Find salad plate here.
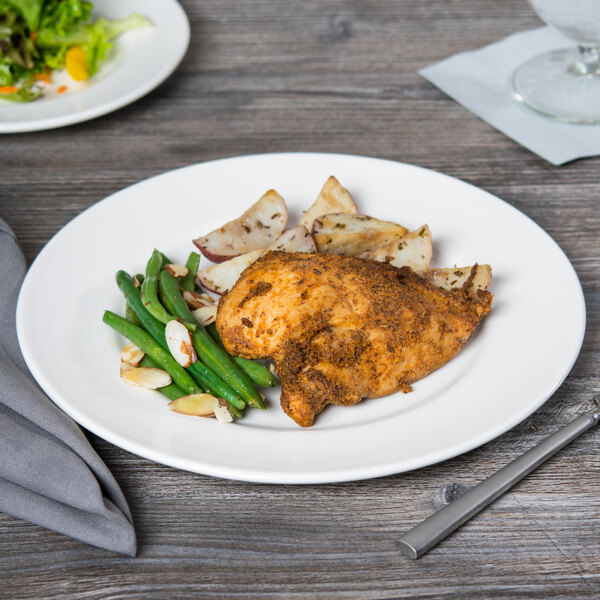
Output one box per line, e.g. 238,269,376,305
0,0,189,133
16,153,586,484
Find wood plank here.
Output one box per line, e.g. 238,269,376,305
1,0,599,598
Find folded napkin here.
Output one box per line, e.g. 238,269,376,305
0,218,136,556
420,26,600,165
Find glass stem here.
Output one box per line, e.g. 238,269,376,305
577,44,600,75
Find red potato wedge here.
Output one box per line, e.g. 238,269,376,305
193,189,288,263
268,225,317,253
423,264,492,297
197,249,264,295
197,227,317,295
299,176,358,231
312,213,408,256
360,225,433,272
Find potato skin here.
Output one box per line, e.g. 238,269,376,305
193,190,287,263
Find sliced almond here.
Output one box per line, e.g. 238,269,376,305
121,366,172,389
183,289,214,309
214,399,234,424
168,393,220,416
165,263,189,278
120,362,136,385
121,342,145,366
165,320,197,367
191,304,218,326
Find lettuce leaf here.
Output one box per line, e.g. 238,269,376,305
39,0,92,36
0,81,43,101
0,1,152,101
3,0,45,30
37,13,152,75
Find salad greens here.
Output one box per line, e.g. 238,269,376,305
0,0,151,101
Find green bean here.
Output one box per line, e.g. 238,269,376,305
140,356,186,401
142,357,242,418
116,270,168,350
125,303,142,327
116,270,245,410
160,270,200,322
158,269,196,331
192,329,265,409
140,249,173,324
181,252,200,291
187,361,246,410
159,269,265,408
103,310,201,395
158,280,178,318
206,322,277,388
225,403,244,420
233,357,276,388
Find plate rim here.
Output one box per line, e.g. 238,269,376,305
16,152,587,483
0,0,190,134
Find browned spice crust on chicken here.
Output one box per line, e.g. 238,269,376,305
217,251,492,427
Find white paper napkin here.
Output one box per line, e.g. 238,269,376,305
420,26,600,165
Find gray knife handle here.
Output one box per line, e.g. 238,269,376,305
397,400,600,559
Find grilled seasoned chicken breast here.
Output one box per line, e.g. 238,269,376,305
217,251,492,427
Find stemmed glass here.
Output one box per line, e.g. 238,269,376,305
512,0,600,123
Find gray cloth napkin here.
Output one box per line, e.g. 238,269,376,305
0,218,136,556
420,26,600,165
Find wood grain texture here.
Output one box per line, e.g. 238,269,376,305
1,0,599,598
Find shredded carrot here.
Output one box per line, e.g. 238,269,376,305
30,32,37,42
34,72,51,83
0,86,18,94
57,85,67,94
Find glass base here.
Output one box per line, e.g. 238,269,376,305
512,48,600,124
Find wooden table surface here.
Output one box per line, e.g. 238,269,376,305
2,1,599,598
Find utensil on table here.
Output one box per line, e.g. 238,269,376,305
397,395,600,559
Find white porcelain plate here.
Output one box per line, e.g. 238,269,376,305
0,0,189,133
16,153,586,483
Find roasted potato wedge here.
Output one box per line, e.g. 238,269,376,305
312,213,408,255
268,225,317,253
197,226,317,295
424,264,492,296
193,189,287,263
299,176,358,231
360,225,432,272
197,249,264,295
